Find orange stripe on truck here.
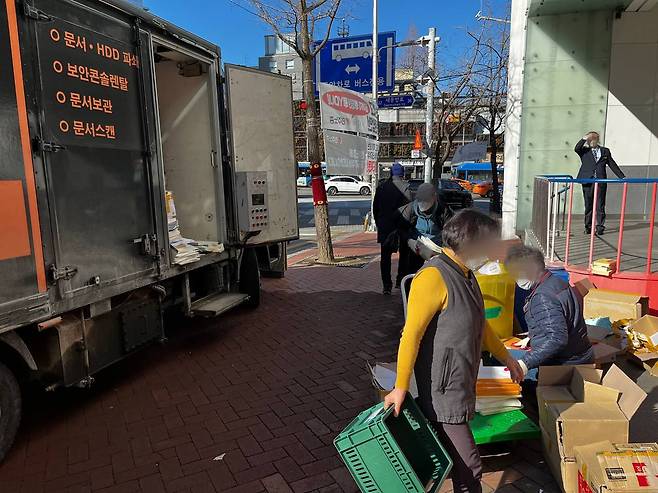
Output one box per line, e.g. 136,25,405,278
5,0,46,292
0,181,31,261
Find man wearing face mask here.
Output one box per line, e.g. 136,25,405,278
505,245,593,379
575,131,625,235
399,183,453,275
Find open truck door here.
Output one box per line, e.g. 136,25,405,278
224,65,298,277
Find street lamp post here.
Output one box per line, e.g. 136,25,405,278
424,27,436,183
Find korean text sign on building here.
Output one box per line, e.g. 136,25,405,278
319,82,378,138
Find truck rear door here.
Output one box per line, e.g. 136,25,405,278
0,0,50,330
25,0,159,297
225,65,299,245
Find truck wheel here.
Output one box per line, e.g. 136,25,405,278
0,361,21,463
239,248,261,308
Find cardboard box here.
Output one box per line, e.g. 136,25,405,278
538,365,648,493
536,365,602,428
575,441,658,492
573,280,648,322
584,290,648,322
592,341,622,365
627,350,658,377
629,316,658,351
542,427,578,493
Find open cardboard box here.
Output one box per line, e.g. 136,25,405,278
537,364,648,493
573,280,648,322
574,441,658,492
625,316,658,376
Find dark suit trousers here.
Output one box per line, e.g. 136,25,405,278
380,241,410,290
582,183,607,230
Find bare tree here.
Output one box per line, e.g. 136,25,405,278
430,29,489,181
235,0,343,263
425,18,509,217
471,8,510,214
398,23,427,78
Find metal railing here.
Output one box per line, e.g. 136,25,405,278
531,176,658,275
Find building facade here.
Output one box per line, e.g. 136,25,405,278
258,35,303,100
504,0,658,237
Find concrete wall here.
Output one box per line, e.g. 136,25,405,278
514,11,613,230
605,9,658,168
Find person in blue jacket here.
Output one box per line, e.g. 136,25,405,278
398,183,453,275
505,244,594,378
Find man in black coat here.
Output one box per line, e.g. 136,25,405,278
575,131,625,235
373,163,411,295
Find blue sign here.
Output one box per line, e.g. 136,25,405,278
313,32,396,94
377,94,415,108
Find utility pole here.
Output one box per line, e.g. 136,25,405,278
369,0,378,231
423,27,436,183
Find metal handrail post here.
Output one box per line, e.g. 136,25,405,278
546,181,552,255
588,183,599,269
615,183,628,272
646,183,657,275
564,184,574,265
550,181,559,262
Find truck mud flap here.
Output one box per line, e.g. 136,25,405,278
119,300,163,353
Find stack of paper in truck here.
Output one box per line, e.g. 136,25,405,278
190,240,224,254
476,364,522,416
166,191,201,265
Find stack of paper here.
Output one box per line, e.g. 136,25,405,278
475,364,522,416
166,191,201,265
190,240,225,254
590,258,617,277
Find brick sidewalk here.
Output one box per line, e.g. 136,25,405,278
0,232,558,493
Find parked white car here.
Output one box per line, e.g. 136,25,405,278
324,176,372,196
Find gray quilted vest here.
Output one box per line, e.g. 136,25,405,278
414,253,485,424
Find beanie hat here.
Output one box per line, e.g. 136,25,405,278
391,163,404,177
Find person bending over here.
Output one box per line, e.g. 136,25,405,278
505,244,593,379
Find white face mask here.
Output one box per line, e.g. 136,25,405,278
465,257,488,271
516,278,534,290
418,201,434,212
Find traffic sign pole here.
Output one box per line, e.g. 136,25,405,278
369,0,378,232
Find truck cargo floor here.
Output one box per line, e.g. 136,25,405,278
190,293,249,317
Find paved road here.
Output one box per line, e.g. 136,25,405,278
295,187,489,229
297,197,370,229
291,187,491,255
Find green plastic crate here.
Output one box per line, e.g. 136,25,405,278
469,410,540,445
334,396,452,493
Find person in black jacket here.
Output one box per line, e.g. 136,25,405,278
505,245,593,378
398,183,453,275
575,131,625,235
373,163,412,295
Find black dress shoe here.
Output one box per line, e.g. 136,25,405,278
584,228,591,235
383,288,392,295
596,227,605,236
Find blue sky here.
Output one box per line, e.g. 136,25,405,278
143,0,509,67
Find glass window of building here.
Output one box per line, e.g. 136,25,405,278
267,60,277,71
286,59,295,70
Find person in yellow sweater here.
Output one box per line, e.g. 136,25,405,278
385,209,523,493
